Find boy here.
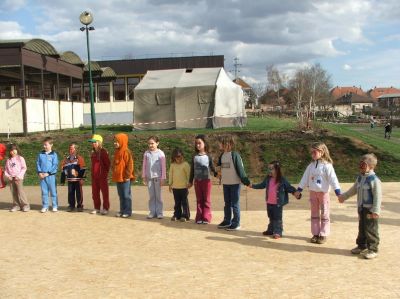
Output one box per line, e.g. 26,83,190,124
61,143,86,212
338,153,382,259
36,137,59,213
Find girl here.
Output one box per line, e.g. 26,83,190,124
297,142,341,244
251,161,300,239
4,144,30,212
142,136,166,219
188,134,217,224
168,148,191,222
217,135,250,231
112,133,135,218
0,143,6,189
88,134,110,215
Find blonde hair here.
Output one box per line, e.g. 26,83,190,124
312,142,333,164
361,153,377,168
219,135,235,149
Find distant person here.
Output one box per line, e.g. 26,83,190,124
216,135,250,231
88,134,110,215
61,143,86,212
297,142,341,244
4,143,29,212
250,160,301,239
0,143,6,189
338,154,382,259
142,136,166,219
188,134,217,224
168,148,190,222
112,133,135,218
384,122,392,139
370,118,375,129
36,137,59,213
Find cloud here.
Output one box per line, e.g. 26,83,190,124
0,21,32,39
343,64,352,70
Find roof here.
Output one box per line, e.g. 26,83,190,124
367,87,400,99
0,39,59,56
60,51,84,65
330,86,365,99
233,78,252,89
336,93,375,105
377,93,400,99
100,67,117,79
84,61,102,72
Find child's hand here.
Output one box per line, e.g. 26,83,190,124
337,195,345,203
143,178,147,186
160,179,165,186
370,213,379,219
168,185,172,193
294,191,301,199
247,184,253,189
187,183,193,189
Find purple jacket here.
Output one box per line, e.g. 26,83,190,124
4,155,27,180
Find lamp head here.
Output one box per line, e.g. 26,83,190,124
79,11,93,25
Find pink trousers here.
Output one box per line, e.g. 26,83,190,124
310,191,330,236
194,179,212,222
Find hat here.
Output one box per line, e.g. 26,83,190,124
88,134,103,143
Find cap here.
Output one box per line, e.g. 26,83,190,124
88,134,103,143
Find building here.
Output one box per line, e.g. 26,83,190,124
335,93,375,116
330,86,366,100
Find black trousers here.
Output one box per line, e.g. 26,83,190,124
172,188,190,220
68,181,83,208
357,207,379,252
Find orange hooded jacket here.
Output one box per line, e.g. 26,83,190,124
112,133,135,182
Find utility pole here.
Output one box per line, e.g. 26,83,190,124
233,57,242,79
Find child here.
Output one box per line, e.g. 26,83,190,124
61,143,86,212
88,134,110,215
142,136,166,219
36,137,59,213
297,142,341,244
188,134,217,224
251,161,300,238
0,143,6,189
4,144,30,212
168,148,190,222
338,154,382,259
217,135,250,231
112,133,134,218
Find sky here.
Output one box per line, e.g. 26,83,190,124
1,0,400,91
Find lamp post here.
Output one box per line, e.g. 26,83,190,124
80,11,96,134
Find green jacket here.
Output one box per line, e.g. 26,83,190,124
218,151,250,186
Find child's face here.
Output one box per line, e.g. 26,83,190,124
311,148,322,160
195,139,205,152
43,142,53,152
113,139,120,149
92,141,99,150
268,164,277,177
148,139,159,151
175,155,184,164
10,149,17,157
69,145,76,155
221,143,231,152
359,161,372,174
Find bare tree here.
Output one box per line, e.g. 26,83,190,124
266,65,283,105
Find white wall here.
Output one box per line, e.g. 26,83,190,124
0,98,24,134
83,101,134,113
26,98,45,133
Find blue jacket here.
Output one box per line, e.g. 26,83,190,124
36,151,59,175
252,176,296,206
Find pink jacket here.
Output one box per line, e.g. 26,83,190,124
4,155,27,180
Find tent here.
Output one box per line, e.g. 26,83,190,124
133,67,246,130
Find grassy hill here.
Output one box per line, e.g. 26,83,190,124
2,117,399,185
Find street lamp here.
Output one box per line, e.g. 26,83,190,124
80,11,96,134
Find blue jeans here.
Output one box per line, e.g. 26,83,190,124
40,175,58,208
117,181,132,216
266,203,283,235
222,184,241,226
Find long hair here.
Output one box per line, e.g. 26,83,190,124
171,148,185,163
194,134,209,153
269,160,282,183
7,143,21,158
312,142,333,164
219,135,235,150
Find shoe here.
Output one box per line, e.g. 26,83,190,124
218,221,231,229
115,212,122,217
317,236,327,244
121,214,130,218
147,214,155,219
363,250,378,259
180,218,188,222
171,216,177,221
310,235,319,243
22,205,30,212
202,221,209,224
91,209,100,215
351,247,368,255
77,207,84,212
262,230,273,236
100,209,108,215
52,207,58,212
226,225,241,231
273,234,281,239
196,220,203,224
67,207,75,212
157,215,164,219
41,208,48,213
10,206,20,212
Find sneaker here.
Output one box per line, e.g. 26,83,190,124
147,214,155,219
91,209,100,215
202,221,209,224
273,234,281,239
157,215,164,219
52,207,58,212
218,221,231,229
171,216,177,221
351,247,368,255
363,250,378,259
22,205,30,212
317,236,327,244
180,218,188,222
67,207,75,212
226,225,241,231
10,206,20,212
310,235,319,243
262,230,273,236
121,214,130,218
115,212,122,217
77,207,84,212
100,209,108,215
196,220,203,224
40,208,48,213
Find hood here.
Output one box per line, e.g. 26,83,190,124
115,133,129,151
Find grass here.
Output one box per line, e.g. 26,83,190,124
2,116,399,185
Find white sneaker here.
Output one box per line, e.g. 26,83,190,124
91,209,100,215
10,206,20,212
40,208,48,213
157,215,164,219
196,220,203,224
121,214,130,218
115,212,122,217
101,209,108,215
52,207,58,212
364,250,378,259
147,214,155,219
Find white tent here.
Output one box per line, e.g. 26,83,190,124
133,67,246,130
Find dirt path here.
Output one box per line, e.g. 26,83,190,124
0,183,399,298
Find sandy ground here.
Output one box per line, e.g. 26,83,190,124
0,182,399,298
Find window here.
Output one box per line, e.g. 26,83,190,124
113,78,126,101
71,83,82,101
127,77,139,101
98,82,110,102
0,86,12,98
58,86,68,101
27,84,41,98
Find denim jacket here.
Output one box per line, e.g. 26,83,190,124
252,176,296,206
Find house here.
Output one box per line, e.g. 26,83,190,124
258,88,291,111
335,93,375,116
367,87,400,99
330,86,366,100
233,78,255,109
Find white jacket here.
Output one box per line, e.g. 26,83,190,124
298,160,341,194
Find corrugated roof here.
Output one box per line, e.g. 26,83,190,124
100,67,117,79
60,51,84,65
377,93,400,99
0,38,59,56
84,61,102,72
